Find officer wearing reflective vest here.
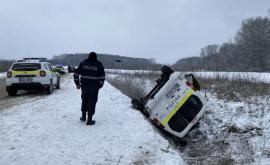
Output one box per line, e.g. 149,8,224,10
74,52,105,125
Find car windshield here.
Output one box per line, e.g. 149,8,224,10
168,95,203,132
12,63,41,71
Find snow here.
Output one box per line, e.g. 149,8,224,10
105,69,159,74
106,73,155,95
106,69,270,83
106,71,270,164
193,71,270,83
0,72,6,79
0,75,184,165
198,93,270,164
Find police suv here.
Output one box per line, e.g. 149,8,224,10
6,59,60,96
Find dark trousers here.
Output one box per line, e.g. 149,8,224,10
81,89,99,117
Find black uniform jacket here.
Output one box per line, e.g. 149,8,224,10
74,58,105,91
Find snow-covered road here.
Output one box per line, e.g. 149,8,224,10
0,76,184,165
0,72,6,79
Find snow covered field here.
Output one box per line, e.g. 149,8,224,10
0,75,184,165
106,71,270,164
106,69,270,83
1,70,269,164
193,71,270,83
195,94,270,164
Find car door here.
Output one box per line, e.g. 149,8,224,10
48,64,57,85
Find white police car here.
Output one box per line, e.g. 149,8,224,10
145,72,207,138
6,60,60,96
132,66,207,138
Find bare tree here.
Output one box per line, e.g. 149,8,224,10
200,45,219,57
174,16,270,72
236,17,270,71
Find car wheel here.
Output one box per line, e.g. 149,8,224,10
161,65,174,76
7,88,17,96
46,80,54,95
56,77,60,89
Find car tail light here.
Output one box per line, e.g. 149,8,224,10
186,81,195,90
186,81,192,87
40,70,46,77
7,71,12,78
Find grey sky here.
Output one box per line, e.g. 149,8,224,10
0,0,269,64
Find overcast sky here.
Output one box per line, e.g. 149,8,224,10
0,0,269,64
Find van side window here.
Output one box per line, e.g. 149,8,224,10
44,64,49,70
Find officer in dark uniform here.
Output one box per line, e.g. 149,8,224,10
74,52,105,125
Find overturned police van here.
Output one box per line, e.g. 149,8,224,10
131,66,207,138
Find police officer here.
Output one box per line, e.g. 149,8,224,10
74,52,105,125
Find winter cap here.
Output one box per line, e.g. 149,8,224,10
88,52,97,61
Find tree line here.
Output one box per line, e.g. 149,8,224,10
173,16,270,72
0,60,14,72
49,53,162,70
0,53,161,72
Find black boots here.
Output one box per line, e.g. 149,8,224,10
80,112,86,121
81,112,95,125
86,115,95,125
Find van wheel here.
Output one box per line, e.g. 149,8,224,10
161,65,174,76
56,77,60,89
7,89,17,96
47,80,54,95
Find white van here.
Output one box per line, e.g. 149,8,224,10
132,66,207,138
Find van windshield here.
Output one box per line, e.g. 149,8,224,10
168,95,203,132
12,63,41,71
